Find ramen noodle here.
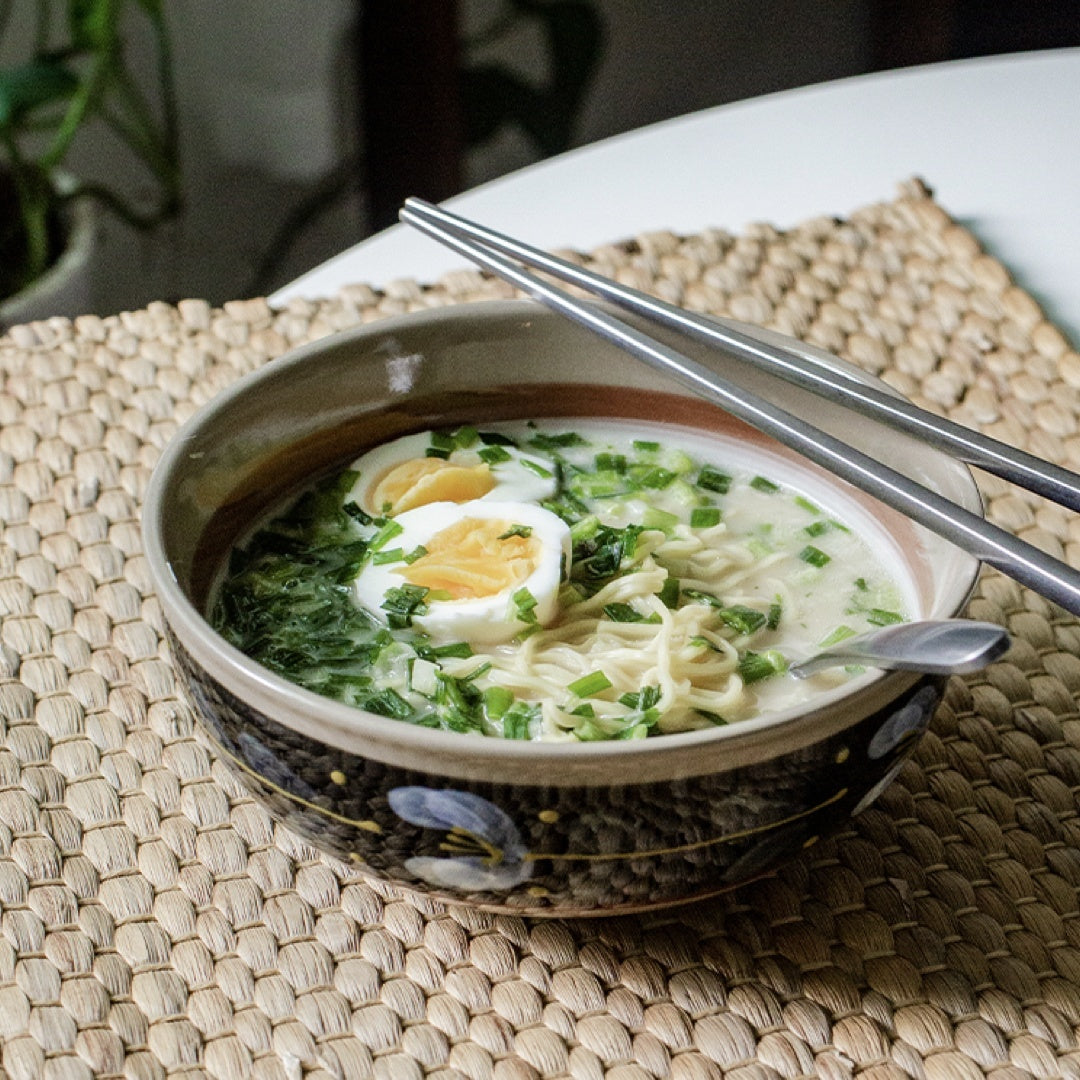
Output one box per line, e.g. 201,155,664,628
211,420,912,741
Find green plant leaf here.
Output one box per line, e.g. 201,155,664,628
0,61,80,129
68,0,119,51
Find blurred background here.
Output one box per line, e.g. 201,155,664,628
1,0,1077,321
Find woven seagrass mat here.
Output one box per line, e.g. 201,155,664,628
3,177,1080,1080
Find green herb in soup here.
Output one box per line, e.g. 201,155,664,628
211,421,910,741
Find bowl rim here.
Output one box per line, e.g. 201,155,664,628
143,298,983,785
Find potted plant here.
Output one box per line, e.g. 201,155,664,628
0,0,180,321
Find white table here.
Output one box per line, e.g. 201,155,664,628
273,48,1080,342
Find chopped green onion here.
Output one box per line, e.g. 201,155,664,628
595,452,626,473
799,545,831,567
619,685,661,710
498,524,533,540
866,608,905,626
424,447,451,460
696,465,731,494
627,464,676,490
460,661,492,681
658,577,680,608
603,602,660,624
569,514,600,542
803,520,831,538
404,545,428,564
854,577,869,592
360,688,414,719
691,506,721,529
430,431,456,453
568,670,613,698
529,431,587,450
633,439,660,453
343,501,373,526
454,426,479,448
573,718,610,742
478,445,512,465
502,701,539,739
409,657,439,696
479,430,516,446
738,649,787,684
767,596,783,631
512,587,539,624
370,519,404,551
750,475,780,493
432,641,474,658
794,495,821,515
642,507,679,533
819,624,857,647
521,459,554,478
716,604,768,636
482,685,514,718
371,547,404,565
682,587,722,609
380,584,429,629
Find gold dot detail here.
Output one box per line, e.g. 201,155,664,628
835,747,850,764
527,886,549,898
802,835,820,849
538,809,560,824
330,770,347,786
349,852,367,864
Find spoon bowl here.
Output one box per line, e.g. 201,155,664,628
789,619,1010,678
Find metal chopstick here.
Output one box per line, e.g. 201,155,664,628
402,197,1080,514
399,198,1080,618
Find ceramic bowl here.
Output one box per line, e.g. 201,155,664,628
143,299,982,915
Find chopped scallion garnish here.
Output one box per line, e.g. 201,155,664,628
478,445,512,465
799,545,831,567
370,519,404,551
691,506,721,529
866,608,904,626
498,524,533,540
696,465,731,494
603,602,660,624
738,649,787,684
521,459,554,478
371,547,404,565
567,670,613,698
432,641,474,658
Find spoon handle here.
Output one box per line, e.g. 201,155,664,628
788,620,1011,678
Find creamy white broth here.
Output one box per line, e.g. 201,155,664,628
211,417,914,741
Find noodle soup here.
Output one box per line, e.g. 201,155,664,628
211,419,911,742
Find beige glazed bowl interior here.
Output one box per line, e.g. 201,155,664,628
143,299,984,786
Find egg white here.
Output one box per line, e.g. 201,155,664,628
353,500,571,645
347,430,557,515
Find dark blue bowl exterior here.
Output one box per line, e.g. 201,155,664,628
171,630,943,915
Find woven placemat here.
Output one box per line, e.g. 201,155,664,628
3,178,1080,1079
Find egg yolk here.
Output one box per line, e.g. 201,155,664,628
398,518,541,600
369,458,495,515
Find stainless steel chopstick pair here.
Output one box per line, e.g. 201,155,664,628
399,196,1080,618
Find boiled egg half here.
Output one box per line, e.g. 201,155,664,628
353,500,571,645
347,430,557,517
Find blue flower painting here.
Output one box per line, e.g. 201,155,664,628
388,787,532,891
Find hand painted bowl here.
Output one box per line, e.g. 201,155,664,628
142,299,982,915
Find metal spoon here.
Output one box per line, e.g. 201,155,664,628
789,619,1010,679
